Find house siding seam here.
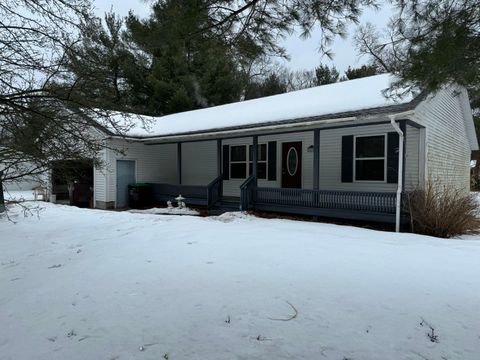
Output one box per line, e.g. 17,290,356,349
413,86,471,191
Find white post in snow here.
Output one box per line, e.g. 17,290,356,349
389,114,405,232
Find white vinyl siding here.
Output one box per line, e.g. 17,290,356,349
103,139,177,205
412,86,472,191
93,147,108,203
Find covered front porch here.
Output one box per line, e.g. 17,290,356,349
132,119,419,224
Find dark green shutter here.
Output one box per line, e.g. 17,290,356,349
222,145,230,180
267,141,277,181
341,135,354,182
387,132,399,183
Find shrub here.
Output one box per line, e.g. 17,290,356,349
405,183,480,238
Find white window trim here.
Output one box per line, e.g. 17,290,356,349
229,143,268,180
353,133,388,183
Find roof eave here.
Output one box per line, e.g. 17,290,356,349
109,100,421,144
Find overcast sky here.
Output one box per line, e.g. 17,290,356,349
92,1,393,74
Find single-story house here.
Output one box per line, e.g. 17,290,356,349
90,74,476,230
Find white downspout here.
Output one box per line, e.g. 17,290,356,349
389,111,413,232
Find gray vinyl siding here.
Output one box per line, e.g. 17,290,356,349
319,123,397,192
319,122,420,192
413,86,472,191
96,118,428,203
222,133,314,197
404,125,420,191
221,120,423,196
181,141,218,185
259,132,314,189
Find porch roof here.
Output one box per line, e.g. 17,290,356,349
105,74,420,140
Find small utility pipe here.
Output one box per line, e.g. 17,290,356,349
389,111,413,232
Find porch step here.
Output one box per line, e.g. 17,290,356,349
209,198,241,215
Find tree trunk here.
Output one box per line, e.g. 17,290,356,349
0,171,5,213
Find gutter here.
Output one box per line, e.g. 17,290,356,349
389,110,415,232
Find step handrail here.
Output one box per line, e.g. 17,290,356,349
240,175,256,211
206,175,223,209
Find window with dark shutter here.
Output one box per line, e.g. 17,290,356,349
341,135,354,182
354,135,386,182
222,145,230,180
267,141,277,181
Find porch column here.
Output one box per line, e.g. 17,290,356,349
177,142,182,185
217,139,222,177
252,135,258,183
313,129,320,190
399,120,407,190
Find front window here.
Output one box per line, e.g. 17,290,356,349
354,135,386,181
230,145,247,179
230,144,267,179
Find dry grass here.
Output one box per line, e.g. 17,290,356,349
405,183,480,238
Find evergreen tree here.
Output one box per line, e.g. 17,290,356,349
314,65,340,85
344,64,379,80
64,12,149,113
125,0,246,115
245,72,288,99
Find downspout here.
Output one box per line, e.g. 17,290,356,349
389,111,413,232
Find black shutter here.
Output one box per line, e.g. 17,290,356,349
341,135,354,182
222,145,230,180
387,132,399,183
267,141,277,181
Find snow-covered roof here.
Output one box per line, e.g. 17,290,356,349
110,74,416,139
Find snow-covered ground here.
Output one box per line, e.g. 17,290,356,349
129,206,200,216
2,190,37,201
1,203,479,360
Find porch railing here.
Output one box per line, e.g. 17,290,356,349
152,176,223,209
255,187,397,214
207,175,223,208
240,175,256,211
152,183,206,198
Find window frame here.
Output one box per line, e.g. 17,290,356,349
229,143,268,180
249,143,268,180
229,144,248,179
353,134,388,183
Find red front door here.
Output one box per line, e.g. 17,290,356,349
282,142,302,188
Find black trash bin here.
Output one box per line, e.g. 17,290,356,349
128,183,153,209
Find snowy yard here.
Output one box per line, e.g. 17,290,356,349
1,203,479,360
